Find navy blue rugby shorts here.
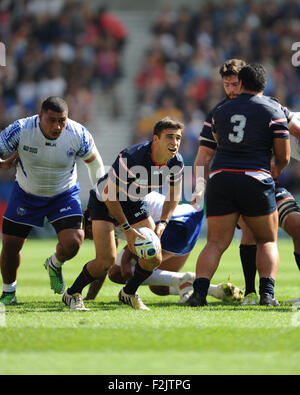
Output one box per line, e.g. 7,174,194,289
205,172,276,217
88,189,150,226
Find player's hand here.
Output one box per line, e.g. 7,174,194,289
0,152,19,169
270,162,281,179
155,222,167,238
124,227,146,255
191,176,206,208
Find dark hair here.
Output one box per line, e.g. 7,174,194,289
238,63,267,92
41,96,68,113
219,59,246,78
153,117,184,137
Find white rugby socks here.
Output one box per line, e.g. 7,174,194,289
49,253,63,270
3,281,17,293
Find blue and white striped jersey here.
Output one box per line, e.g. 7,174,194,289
0,115,95,197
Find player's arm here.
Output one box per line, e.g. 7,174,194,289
287,112,300,140
156,181,182,238
0,120,21,168
82,144,105,185
102,177,145,254
0,152,19,169
271,138,290,179
191,145,215,207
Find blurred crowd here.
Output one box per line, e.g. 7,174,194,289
0,0,128,219
0,0,127,130
133,0,300,194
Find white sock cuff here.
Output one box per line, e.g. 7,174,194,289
50,253,63,269
3,281,17,293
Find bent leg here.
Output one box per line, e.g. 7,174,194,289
56,228,85,263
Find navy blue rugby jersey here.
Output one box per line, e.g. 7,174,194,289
210,93,289,173
199,98,227,150
108,141,184,202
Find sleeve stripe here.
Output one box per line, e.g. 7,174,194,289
269,118,287,127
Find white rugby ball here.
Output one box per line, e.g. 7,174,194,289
134,227,161,260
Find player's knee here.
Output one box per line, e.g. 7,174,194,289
206,239,229,254
108,265,125,284
97,254,116,273
63,238,82,258
149,285,169,296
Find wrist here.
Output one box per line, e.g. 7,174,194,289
120,222,131,232
158,219,168,226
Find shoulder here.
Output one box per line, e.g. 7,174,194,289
65,118,91,136
121,140,151,159
1,115,38,136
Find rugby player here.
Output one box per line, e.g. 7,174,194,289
84,191,243,303
188,63,290,307
62,117,184,310
192,59,300,305
0,96,105,304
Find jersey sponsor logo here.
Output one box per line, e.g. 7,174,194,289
59,206,72,213
23,145,38,154
45,142,56,147
16,207,26,216
67,147,75,157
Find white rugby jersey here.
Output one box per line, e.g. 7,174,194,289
115,191,198,240
0,115,94,197
143,191,197,222
290,113,300,161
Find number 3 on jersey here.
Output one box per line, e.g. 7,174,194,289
229,114,246,143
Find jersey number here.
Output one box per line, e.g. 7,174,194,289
229,114,246,143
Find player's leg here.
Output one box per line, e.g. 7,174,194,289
188,213,239,306
45,216,85,295
239,175,279,306
277,191,300,271
276,192,300,302
238,216,259,304
119,216,162,310
188,172,240,306
0,219,31,304
242,211,279,305
63,220,117,310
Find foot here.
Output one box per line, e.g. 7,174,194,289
0,292,17,305
44,258,65,294
177,272,195,304
210,282,243,302
259,293,280,306
242,292,259,305
62,291,89,311
118,288,150,310
186,291,208,307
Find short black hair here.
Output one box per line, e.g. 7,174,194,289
238,63,267,92
41,96,68,113
153,117,184,137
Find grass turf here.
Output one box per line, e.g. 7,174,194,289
0,237,300,375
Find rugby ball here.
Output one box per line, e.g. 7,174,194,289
134,227,161,260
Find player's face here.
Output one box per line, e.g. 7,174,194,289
156,128,182,159
39,109,68,139
223,75,241,99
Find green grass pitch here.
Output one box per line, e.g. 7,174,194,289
0,237,300,375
